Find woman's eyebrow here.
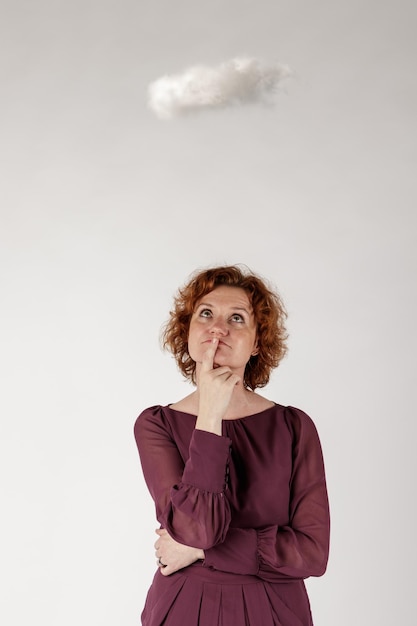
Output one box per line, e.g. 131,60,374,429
197,302,251,315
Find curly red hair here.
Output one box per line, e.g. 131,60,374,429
162,265,288,390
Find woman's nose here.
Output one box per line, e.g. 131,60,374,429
209,318,228,335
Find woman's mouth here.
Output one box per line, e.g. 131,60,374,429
204,339,229,347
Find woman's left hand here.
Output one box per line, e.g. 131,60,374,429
154,528,205,576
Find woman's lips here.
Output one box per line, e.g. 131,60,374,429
203,339,230,347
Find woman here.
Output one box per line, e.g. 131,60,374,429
134,265,330,625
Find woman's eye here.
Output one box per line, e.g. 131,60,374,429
200,309,212,318
231,314,244,323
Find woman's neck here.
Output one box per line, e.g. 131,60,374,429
170,388,273,420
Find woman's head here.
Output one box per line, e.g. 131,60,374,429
162,265,288,390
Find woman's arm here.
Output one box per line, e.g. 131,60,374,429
135,340,242,552
134,406,233,550
203,408,330,580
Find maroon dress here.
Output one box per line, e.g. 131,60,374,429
134,404,330,626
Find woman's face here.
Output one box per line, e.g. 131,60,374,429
188,285,258,375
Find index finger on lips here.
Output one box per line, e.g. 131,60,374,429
201,337,218,371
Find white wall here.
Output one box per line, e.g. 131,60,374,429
1,1,416,624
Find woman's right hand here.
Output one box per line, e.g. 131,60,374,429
195,338,240,435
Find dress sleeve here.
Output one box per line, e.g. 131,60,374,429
134,406,232,550
203,407,330,580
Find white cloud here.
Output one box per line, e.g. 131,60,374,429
147,57,291,120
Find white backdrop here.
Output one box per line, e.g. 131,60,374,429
1,1,416,625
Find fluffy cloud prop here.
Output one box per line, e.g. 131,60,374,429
148,57,291,120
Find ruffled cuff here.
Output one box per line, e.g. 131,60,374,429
257,525,279,563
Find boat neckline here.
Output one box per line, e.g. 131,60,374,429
165,402,281,422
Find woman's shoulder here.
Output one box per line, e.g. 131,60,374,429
136,404,164,419
281,405,323,447
133,404,169,437
247,402,319,436
245,402,316,427
134,401,196,432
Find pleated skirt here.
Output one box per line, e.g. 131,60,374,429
141,563,313,626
